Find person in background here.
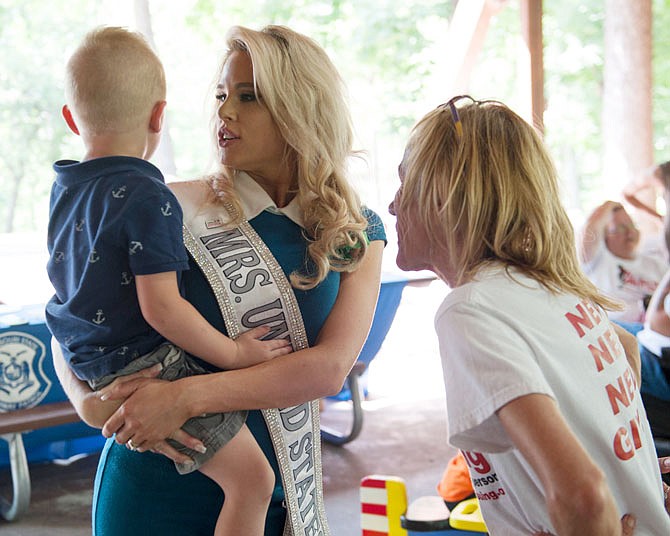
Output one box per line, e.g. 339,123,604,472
579,200,666,328
635,268,670,442
390,95,670,534
52,24,385,535
623,161,670,257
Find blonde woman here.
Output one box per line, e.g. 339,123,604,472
54,25,385,535
389,96,670,535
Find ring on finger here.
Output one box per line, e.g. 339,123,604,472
126,439,138,452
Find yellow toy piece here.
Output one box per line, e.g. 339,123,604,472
361,475,488,535
448,498,487,532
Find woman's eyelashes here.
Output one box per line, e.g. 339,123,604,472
215,91,257,103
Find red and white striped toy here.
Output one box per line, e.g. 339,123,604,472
360,475,409,536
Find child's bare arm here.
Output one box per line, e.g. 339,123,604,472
622,165,664,220
135,272,292,369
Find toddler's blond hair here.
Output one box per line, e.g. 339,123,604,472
65,26,166,134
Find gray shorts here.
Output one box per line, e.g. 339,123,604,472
90,343,247,474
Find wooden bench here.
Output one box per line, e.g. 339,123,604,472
0,401,81,521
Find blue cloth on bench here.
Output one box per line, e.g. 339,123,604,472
0,305,103,467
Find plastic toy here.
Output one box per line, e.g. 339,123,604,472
360,475,487,535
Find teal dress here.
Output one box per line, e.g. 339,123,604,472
92,209,386,535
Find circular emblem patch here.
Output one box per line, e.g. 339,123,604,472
0,331,51,411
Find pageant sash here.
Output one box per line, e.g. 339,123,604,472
174,182,330,536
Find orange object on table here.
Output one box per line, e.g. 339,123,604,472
437,451,474,503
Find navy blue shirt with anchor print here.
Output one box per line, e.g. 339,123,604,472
46,156,189,381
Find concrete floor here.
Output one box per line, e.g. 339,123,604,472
0,280,456,536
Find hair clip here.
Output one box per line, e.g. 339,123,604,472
448,101,463,138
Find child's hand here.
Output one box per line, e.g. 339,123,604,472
233,326,293,367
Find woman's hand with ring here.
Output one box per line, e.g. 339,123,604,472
102,378,191,446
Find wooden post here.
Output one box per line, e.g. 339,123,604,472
520,0,545,133
435,0,507,102
603,0,654,212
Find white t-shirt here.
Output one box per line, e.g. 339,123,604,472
582,239,666,322
436,265,670,535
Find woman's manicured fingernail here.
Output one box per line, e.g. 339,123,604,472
99,393,108,401
195,444,207,454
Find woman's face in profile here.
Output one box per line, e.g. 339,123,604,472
389,149,435,274
215,50,286,181
605,207,640,260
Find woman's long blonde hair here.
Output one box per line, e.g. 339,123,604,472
208,25,368,290
398,97,620,311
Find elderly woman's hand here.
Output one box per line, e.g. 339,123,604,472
533,514,636,535
660,457,670,514
532,457,670,536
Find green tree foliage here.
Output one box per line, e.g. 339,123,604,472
0,2,180,233
1,0,669,233
186,0,455,131
540,0,606,210
475,0,669,213
653,0,670,157
0,0,93,232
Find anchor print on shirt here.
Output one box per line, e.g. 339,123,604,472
53,251,65,264
129,241,143,255
112,185,127,199
75,219,85,232
88,249,100,263
121,272,134,285
161,201,173,216
92,309,106,325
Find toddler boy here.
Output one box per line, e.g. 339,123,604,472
46,26,288,535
